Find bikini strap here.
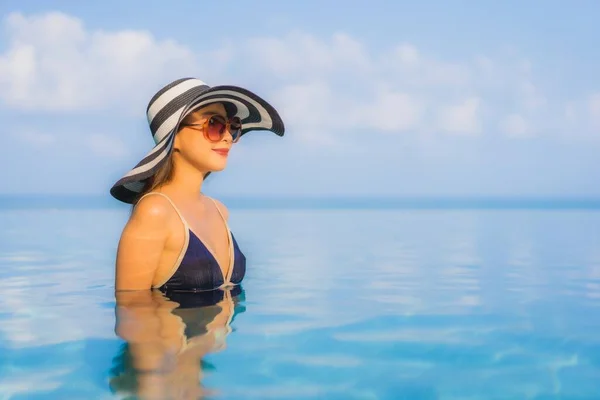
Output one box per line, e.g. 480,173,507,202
207,196,235,282
135,192,191,289
207,197,227,223
136,192,190,229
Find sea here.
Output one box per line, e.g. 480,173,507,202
0,195,599,399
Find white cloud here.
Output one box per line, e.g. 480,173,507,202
394,44,420,67
559,94,600,136
10,126,128,157
474,56,494,75
1,11,597,144
589,93,600,130
502,114,530,137
18,130,56,146
240,32,564,141
519,80,547,112
244,31,370,80
0,12,197,112
270,81,336,145
364,90,422,132
86,133,129,158
271,82,422,145
437,97,481,135
565,102,577,122
273,81,333,129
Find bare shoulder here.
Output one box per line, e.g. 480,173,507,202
115,193,176,291
207,196,229,220
129,193,174,227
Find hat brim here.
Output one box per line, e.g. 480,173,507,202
110,85,285,204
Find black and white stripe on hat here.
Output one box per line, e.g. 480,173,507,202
110,77,285,204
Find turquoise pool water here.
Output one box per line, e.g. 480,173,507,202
1,201,599,399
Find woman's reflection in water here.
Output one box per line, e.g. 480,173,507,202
109,286,245,399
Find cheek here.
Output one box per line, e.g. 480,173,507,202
179,131,207,152
188,140,212,159
180,134,220,164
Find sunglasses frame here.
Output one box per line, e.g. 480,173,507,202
184,113,243,143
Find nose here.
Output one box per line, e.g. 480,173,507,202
221,129,233,143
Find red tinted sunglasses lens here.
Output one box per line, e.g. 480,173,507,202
205,116,226,141
205,115,242,142
230,117,242,142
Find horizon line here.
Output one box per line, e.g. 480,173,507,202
1,194,599,210
1,193,600,199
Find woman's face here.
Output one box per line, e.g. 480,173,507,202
173,103,236,174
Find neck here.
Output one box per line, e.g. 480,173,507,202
164,158,207,200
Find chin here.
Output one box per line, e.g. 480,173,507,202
208,162,228,172
196,153,228,173
206,154,229,171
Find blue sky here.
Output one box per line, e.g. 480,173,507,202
1,0,599,197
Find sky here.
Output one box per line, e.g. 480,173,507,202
1,0,599,198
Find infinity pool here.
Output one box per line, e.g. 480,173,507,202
1,205,599,399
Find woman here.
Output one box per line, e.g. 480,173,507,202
110,77,285,292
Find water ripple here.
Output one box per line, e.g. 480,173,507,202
0,208,599,399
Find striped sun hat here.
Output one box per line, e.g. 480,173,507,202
109,77,285,204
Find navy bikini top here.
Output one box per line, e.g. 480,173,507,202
139,192,246,293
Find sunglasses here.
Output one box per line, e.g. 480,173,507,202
184,114,243,143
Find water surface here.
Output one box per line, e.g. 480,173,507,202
0,201,599,399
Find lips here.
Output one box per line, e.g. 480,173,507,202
212,148,229,156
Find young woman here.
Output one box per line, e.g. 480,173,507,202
110,77,285,292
